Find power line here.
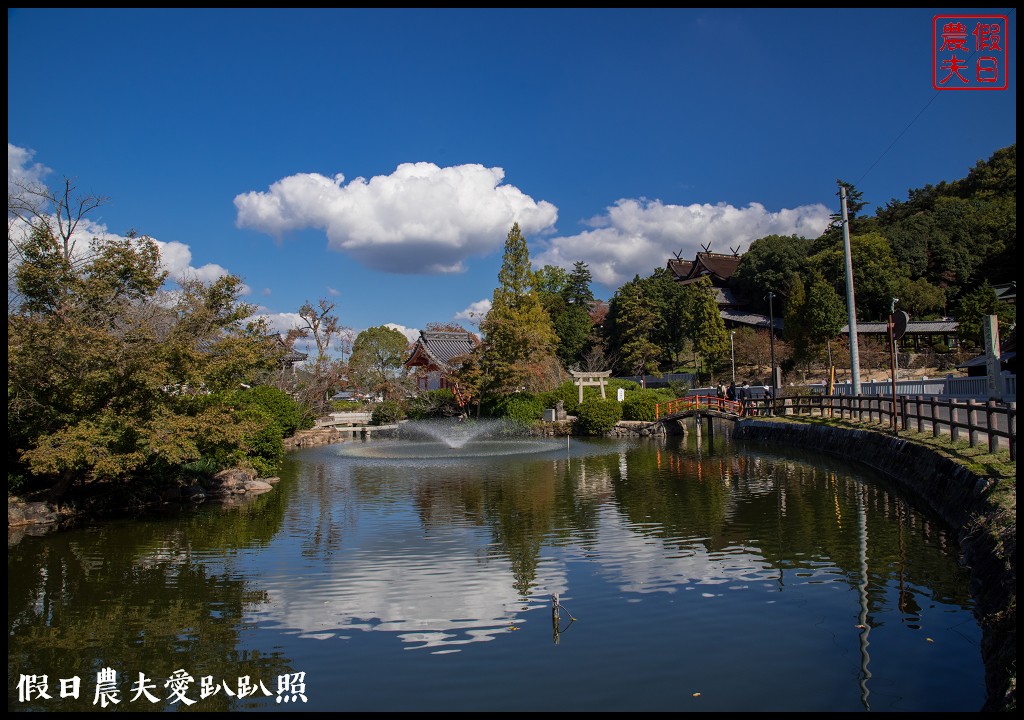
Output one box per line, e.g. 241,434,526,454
854,9,1015,188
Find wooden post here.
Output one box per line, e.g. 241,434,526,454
950,402,960,443
986,400,999,454
1008,402,1016,462
888,309,898,433
967,399,979,448
916,396,925,433
552,593,560,645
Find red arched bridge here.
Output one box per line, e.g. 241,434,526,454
654,395,747,424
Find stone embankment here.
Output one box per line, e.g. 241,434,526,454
733,419,1016,713
284,427,349,450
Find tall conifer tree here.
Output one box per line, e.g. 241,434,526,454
478,223,559,395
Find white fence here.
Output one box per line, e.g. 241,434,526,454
822,374,1016,402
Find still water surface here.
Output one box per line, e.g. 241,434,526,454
8,423,985,712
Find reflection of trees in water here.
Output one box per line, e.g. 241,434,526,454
612,436,972,618
298,462,349,559
478,453,617,597
8,503,294,712
339,452,615,599
285,439,970,625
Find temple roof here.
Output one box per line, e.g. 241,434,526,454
668,252,741,283
405,330,478,371
666,258,694,279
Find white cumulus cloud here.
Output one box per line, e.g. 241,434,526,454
8,143,51,186
153,239,244,289
384,323,421,344
532,198,832,291
454,299,492,327
234,162,559,275
8,143,247,294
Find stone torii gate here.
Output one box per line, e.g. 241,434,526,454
569,369,612,403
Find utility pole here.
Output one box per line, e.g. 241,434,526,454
888,298,899,433
730,330,736,385
840,183,862,396
766,292,777,413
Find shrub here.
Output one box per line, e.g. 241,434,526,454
575,397,622,436
371,400,405,425
493,393,543,424
538,382,584,415
608,378,642,394
540,379,639,416
231,385,311,437
233,405,285,477
621,389,661,421
406,389,463,420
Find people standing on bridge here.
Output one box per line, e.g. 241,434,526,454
727,382,736,402
740,381,750,410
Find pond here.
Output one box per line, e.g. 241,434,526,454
8,419,986,712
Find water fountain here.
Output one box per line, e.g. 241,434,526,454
336,417,567,460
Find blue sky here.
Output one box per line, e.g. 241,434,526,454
8,8,1016,353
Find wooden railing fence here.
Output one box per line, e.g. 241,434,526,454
751,395,1017,461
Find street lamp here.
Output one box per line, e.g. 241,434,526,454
766,292,776,413
730,330,736,385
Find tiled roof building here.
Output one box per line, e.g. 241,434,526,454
404,330,478,391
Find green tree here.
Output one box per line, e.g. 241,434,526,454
830,179,868,222
816,180,878,249
552,298,593,368
868,145,1015,301
9,224,278,500
478,223,560,396
563,261,595,307
348,325,411,399
783,273,810,364
616,282,662,384
731,234,812,313
536,264,593,368
954,281,999,348
8,176,109,303
807,232,903,320
804,273,846,366
687,277,730,383
644,266,693,368
896,277,947,319
534,264,569,295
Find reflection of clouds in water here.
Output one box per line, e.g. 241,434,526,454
255,494,782,652
254,523,568,652
254,446,811,652
582,505,778,595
